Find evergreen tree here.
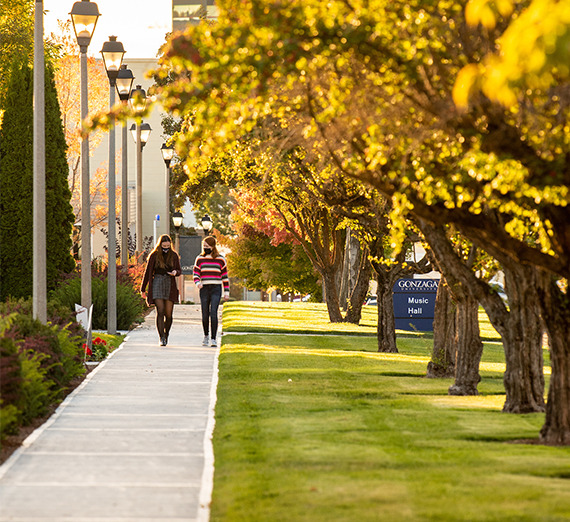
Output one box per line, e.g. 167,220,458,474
44,64,75,283
0,61,75,300
0,62,33,299
0,0,33,112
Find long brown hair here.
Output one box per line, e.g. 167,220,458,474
202,235,220,258
152,234,177,269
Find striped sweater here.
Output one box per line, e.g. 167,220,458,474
193,255,230,293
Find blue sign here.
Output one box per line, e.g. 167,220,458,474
393,278,439,331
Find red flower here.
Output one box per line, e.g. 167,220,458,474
83,344,92,357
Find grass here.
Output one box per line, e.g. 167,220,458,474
91,331,126,350
210,303,568,522
222,301,502,341
223,302,379,335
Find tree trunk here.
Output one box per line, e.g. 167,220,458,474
344,247,371,324
338,231,351,310
449,293,483,396
536,275,570,444
427,277,456,378
377,273,398,353
415,221,482,394
501,265,545,413
418,219,546,408
347,232,361,296
322,268,344,323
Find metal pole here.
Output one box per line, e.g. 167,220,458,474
121,120,128,266
165,165,170,236
80,46,92,315
136,122,142,255
153,217,158,246
107,85,117,334
33,0,46,323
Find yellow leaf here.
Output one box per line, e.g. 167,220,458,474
496,0,514,17
480,5,497,29
453,64,480,108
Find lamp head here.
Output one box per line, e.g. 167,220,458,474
116,64,134,102
101,36,125,84
201,214,213,233
70,0,101,50
172,211,184,230
161,143,175,167
140,122,152,146
129,122,152,148
129,84,147,114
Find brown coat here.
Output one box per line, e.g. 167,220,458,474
140,250,182,305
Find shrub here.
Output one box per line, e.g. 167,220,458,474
116,281,146,330
18,349,54,425
0,403,20,441
0,315,24,442
0,297,85,342
3,313,85,393
5,314,66,392
50,275,145,331
0,316,23,408
56,323,85,382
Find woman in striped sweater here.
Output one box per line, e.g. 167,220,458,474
193,236,229,347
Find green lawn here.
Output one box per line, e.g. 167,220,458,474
211,303,567,522
222,301,502,340
223,301,378,335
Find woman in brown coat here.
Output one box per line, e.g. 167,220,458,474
140,234,182,346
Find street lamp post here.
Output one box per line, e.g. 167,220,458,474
33,0,46,323
129,85,147,257
116,64,134,266
172,211,184,302
101,35,125,335
70,0,100,318
201,214,213,236
160,143,174,237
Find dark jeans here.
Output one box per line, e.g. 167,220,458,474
200,284,222,338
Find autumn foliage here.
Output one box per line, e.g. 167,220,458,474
50,21,118,229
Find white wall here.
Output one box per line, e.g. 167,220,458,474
90,57,172,257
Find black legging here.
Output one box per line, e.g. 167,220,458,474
200,285,222,338
154,298,174,338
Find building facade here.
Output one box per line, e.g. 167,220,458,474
91,58,171,258
172,0,218,32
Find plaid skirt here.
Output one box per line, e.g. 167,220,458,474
152,274,172,300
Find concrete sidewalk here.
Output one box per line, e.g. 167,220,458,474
0,305,219,522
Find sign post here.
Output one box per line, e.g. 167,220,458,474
177,236,203,303
393,278,439,331
178,236,203,274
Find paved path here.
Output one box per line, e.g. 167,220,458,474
0,305,219,522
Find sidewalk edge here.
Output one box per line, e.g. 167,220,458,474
0,335,130,481
197,344,221,522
